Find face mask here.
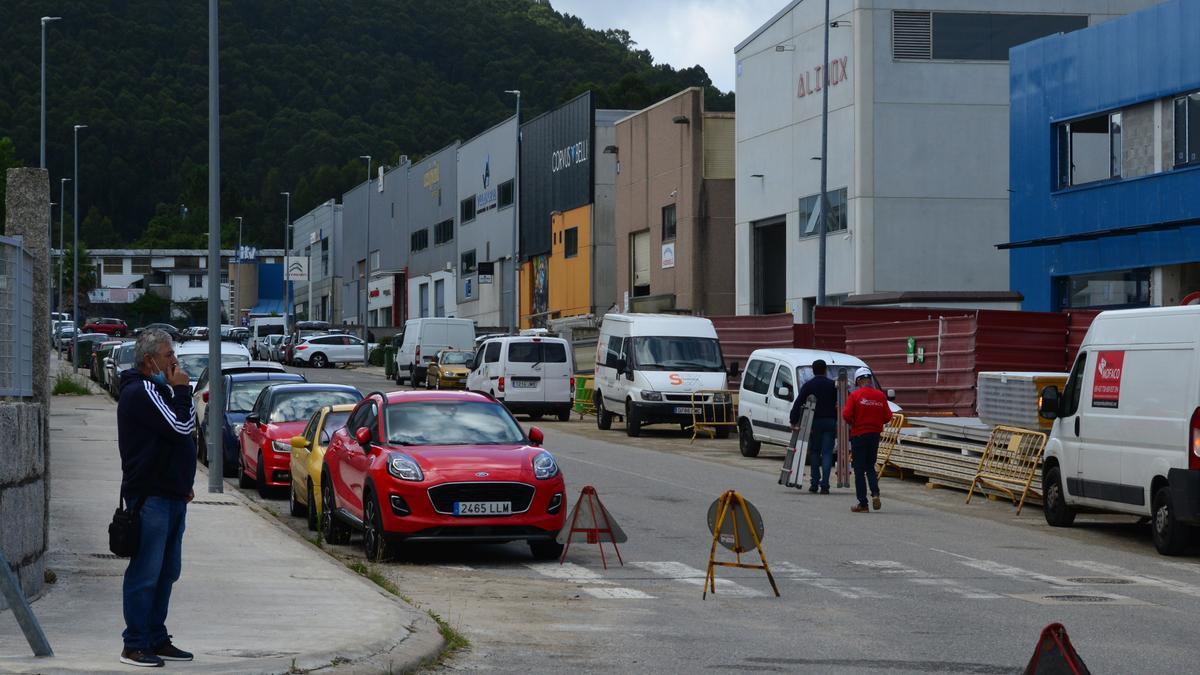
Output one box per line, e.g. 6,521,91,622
149,358,168,386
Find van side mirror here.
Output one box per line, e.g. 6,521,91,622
776,385,793,400
245,413,260,426
614,358,627,373
728,361,741,378
1039,386,1061,420
886,389,896,401
355,427,372,446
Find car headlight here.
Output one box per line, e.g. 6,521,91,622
387,453,424,482
271,440,293,454
532,451,559,480
641,390,662,401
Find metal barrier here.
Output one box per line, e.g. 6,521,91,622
965,425,1047,515
689,389,738,443
573,375,596,419
874,414,907,477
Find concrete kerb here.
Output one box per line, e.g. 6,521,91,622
197,464,446,674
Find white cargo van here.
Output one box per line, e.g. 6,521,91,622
593,314,735,437
736,348,898,458
394,317,476,385
249,317,286,359
1038,306,1200,555
467,336,574,420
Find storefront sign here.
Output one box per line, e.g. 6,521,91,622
797,56,849,98
551,140,589,173
476,155,498,213
423,161,440,189
477,261,495,284
1091,351,1125,408
661,242,676,269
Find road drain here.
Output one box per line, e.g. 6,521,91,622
1066,576,1133,585
90,553,121,559
1043,594,1114,603
192,500,238,506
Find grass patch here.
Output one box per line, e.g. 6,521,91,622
347,561,470,659
52,372,91,396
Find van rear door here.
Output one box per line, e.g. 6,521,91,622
504,340,545,404
540,341,573,404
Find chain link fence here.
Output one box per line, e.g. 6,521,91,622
0,235,34,397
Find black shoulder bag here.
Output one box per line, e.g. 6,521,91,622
109,494,147,558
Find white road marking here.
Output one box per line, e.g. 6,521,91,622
1059,560,1200,599
441,564,475,572
581,587,655,599
850,560,1001,599
770,561,889,599
937,552,1079,588
526,562,614,585
631,561,765,597
1157,560,1200,575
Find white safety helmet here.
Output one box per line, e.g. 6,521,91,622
854,367,873,382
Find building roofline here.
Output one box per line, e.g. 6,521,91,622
735,0,803,54
461,114,519,148
614,87,705,126
843,291,1024,306
87,248,285,256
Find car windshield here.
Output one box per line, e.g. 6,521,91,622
384,401,525,446
319,411,352,444
797,365,881,393
177,353,250,379
268,390,361,423
440,351,473,365
631,336,724,371
228,380,277,411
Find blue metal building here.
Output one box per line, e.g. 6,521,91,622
1007,0,1200,311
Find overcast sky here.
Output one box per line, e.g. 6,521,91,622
550,0,785,92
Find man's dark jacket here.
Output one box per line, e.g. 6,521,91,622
790,375,838,425
117,369,197,502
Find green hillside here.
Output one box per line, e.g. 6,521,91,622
0,0,732,248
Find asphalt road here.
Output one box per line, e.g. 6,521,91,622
235,362,1200,674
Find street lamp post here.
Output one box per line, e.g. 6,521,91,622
816,0,831,307
40,16,61,169
504,89,521,332
235,216,243,259
281,192,291,335
58,178,69,316
206,0,224,492
72,124,86,369
360,155,371,365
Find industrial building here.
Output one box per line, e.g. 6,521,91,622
405,144,461,321
290,199,343,324
1007,0,1200,310
733,0,1154,319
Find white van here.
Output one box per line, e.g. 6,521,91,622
467,336,574,420
736,348,898,458
593,314,734,437
1038,306,1200,555
249,317,286,359
394,317,476,385
174,340,252,392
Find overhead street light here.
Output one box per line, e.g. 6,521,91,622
40,16,61,169
505,89,521,332
360,154,372,365
71,123,86,369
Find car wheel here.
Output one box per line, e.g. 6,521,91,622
529,539,564,561
1042,465,1075,527
256,452,270,499
596,393,613,430
321,472,351,545
238,452,254,489
289,480,306,517
363,492,391,562
306,481,318,532
625,401,642,437
528,413,543,422
738,419,761,458
311,353,328,368
557,408,571,422
1152,484,1191,556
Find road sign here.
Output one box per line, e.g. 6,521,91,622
478,260,494,284
286,256,308,281
703,491,779,599
557,485,626,568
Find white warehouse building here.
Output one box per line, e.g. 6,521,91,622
733,0,1154,318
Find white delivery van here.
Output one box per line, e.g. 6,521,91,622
593,314,734,437
736,348,899,458
1038,306,1200,555
249,317,286,359
394,317,476,385
467,336,574,420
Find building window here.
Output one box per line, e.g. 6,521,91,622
1055,112,1122,189
188,274,203,288
411,228,429,252
498,179,514,208
131,257,151,274
461,249,477,275
799,188,848,236
434,279,445,317
370,250,380,272
1054,269,1150,310
1175,92,1200,168
892,11,1087,62
564,227,579,258
434,219,454,245
661,204,677,241
102,257,123,274
321,238,329,277
460,197,476,224
419,283,429,318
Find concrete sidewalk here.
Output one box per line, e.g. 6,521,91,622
0,392,442,674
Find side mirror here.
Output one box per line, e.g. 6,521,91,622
886,388,896,402
1039,386,1061,420
245,413,260,426
777,386,793,400
290,436,309,450
355,427,372,445
614,358,627,373
202,391,210,403
528,426,544,447
728,361,741,378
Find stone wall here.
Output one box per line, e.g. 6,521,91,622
1,167,51,609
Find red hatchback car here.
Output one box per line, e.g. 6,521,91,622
238,383,363,498
321,390,567,561
83,317,128,336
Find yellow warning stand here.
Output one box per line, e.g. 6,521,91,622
874,414,907,477
704,490,779,599
965,425,1048,515
688,389,738,443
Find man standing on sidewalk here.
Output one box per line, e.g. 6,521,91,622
790,359,837,494
116,329,196,667
842,367,893,514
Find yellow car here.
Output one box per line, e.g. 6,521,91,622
288,403,356,531
425,349,474,389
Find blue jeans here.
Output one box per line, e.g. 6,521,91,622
122,496,187,650
851,434,881,506
808,418,836,489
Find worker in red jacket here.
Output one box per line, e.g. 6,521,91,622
842,367,893,513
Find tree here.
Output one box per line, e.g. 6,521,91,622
126,291,171,327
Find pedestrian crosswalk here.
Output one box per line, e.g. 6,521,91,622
444,552,1200,606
